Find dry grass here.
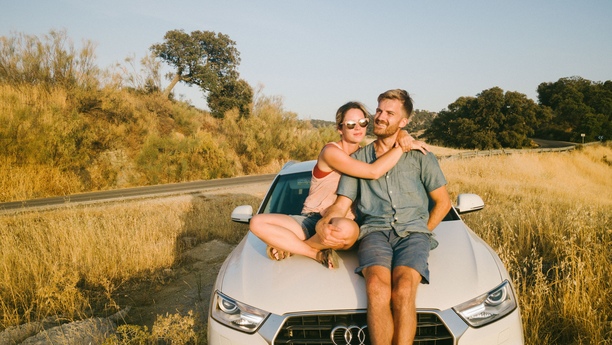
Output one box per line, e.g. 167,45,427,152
0,194,260,330
428,144,465,157
1,144,610,344
441,144,612,345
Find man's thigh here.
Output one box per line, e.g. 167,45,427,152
355,231,393,276
392,232,431,284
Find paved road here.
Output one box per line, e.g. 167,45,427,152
0,174,276,212
531,138,577,148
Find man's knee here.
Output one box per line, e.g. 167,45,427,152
365,267,392,302
392,267,421,300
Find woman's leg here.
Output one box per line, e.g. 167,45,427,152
249,214,319,260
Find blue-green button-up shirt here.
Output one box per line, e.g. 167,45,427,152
337,144,447,241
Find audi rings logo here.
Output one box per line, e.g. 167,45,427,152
330,324,368,345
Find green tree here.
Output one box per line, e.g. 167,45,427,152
425,87,540,149
537,76,612,141
150,29,241,99
207,78,253,118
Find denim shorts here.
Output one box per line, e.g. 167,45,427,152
356,230,432,284
289,212,322,239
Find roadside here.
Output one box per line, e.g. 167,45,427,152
114,181,271,337
116,239,237,333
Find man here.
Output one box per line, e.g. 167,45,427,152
316,89,451,344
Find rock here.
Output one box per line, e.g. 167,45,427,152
15,307,130,345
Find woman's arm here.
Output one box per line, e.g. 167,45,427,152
320,143,405,179
396,130,430,154
321,131,429,180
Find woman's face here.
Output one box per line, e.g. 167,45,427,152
339,108,368,143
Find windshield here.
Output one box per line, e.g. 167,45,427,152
259,171,311,215
259,170,459,221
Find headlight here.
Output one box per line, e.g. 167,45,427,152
211,291,270,333
453,280,517,328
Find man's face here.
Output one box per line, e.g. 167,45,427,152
373,99,409,138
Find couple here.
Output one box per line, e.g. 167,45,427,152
250,89,451,344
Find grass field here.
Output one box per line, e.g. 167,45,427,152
1,143,610,344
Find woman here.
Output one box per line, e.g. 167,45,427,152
249,101,428,269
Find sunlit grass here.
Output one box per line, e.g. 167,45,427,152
441,143,612,345
0,194,260,329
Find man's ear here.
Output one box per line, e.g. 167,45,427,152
399,117,409,128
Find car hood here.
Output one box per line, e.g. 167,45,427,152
215,221,506,315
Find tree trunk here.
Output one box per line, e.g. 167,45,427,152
163,74,181,98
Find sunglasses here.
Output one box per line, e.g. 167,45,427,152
340,118,370,129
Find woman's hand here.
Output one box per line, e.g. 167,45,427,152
396,130,430,154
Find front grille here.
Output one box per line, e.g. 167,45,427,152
274,312,453,345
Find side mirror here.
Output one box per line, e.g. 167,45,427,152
231,205,254,223
455,194,485,214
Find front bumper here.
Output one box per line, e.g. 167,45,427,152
208,307,524,345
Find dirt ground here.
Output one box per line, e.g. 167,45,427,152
115,181,271,335
118,239,236,332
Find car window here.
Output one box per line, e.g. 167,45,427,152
260,171,311,215
260,170,459,222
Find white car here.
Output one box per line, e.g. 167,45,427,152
208,160,524,345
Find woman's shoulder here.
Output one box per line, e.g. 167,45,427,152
319,141,343,155
324,141,342,149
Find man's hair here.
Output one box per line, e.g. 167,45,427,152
335,101,370,129
377,89,414,119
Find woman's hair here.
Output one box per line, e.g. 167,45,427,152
335,101,370,129
377,89,414,119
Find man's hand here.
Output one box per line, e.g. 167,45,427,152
396,130,430,154
315,222,346,248
316,196,353,247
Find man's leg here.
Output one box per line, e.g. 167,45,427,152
363,265,393,345
390,232,432,344
391,266,421,344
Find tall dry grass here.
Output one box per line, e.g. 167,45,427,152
441,144,612,345
0,144,610,344
0,193,260,329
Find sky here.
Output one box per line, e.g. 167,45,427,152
2,0,611,121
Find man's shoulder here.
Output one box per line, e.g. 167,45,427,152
406,150,437,163
351,143,374,159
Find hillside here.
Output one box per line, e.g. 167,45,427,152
0,83,340,203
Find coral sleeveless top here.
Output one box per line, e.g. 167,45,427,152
301,142,355,219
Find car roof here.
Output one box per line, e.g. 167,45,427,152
279,160,316,175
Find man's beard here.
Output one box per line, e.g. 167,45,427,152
373,119,401,138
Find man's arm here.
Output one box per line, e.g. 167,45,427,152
315,195,353,247
427,186,451,231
